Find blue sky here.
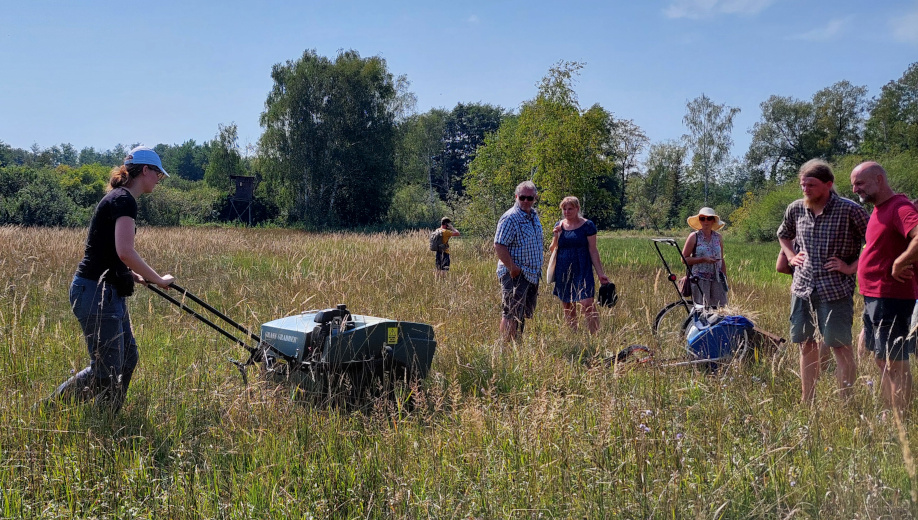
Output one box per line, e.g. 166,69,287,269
2,0,916,160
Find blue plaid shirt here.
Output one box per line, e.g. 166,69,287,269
495,204,544,284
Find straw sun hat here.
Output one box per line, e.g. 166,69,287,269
687,207,725,231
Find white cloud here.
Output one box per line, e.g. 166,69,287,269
788,17,849,41
467,15,480,24
890,5,918,44
663,0,775,19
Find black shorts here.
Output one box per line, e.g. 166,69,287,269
863,296,917,362
436,251,450,271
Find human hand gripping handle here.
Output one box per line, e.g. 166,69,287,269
156,274,176,289
134,272,175,289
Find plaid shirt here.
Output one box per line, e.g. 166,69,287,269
777,192,869,301
495,204,544,284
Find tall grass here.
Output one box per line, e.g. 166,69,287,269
0,226,915,518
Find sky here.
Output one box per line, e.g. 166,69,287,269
2,0,917,160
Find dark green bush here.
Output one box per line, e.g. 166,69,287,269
729,182,800,242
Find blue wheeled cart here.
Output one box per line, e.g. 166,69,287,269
614,238,784,370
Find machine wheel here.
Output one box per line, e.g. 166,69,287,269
653,301,694,361
614,344,653,365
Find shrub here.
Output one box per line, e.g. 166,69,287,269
385,183,446,228
730,183,800,242
137,181,223,226
0,167,83,226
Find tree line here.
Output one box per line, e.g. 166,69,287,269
1,51,915,241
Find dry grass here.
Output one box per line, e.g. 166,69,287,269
1,225,916,518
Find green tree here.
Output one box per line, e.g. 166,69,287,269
391,108,448,225
57,164,109,208
863,62,918,155
259,49,399,227
433,103,506,196
729,182,801,241
812,80,868,157
626,141,686,230
78,145,128,167
47,143,79,166
745,95,817,181
157,140,209,181
682,94,740,204
607,117,649,227
463,62,619,236
204,123,245,192
746,81,868,182
0,141,18,167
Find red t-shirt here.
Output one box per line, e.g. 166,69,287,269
857,194,918,299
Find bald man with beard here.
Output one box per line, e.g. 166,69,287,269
851,161,918,418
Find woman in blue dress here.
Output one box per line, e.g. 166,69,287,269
549,196,609,333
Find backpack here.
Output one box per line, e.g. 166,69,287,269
429,228,444,252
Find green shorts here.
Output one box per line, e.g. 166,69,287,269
789,292,853,348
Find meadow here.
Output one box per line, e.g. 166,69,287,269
1,225,916,519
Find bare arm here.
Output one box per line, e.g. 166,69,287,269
719,241,726,274
825,257,858,276
587,234,609,284
681,234,711,266
779,237,806,267
115,216,174,289
549,223,561,252
892,226,918,282
494,243,521,278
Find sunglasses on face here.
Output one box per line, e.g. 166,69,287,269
698,216,716,222
148,165,166,181
518,195,535,202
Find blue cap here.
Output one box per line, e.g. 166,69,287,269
124,146,169,177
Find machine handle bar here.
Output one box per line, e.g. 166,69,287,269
145,283,260,356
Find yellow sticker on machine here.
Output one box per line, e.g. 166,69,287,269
387,327,398,344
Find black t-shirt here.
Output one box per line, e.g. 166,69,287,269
75,187,137,282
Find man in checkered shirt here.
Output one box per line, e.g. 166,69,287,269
495,181,544,341
778,159,869,403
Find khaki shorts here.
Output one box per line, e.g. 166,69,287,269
500,272,538,323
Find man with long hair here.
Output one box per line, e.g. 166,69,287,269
778,159,869,403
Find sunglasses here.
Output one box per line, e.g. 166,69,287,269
148,165,166,181
517,195,535,202
698,216,717,222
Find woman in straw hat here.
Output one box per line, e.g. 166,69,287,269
682,207,728,308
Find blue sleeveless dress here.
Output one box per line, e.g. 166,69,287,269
552,219,598,303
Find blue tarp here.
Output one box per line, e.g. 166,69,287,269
686,314,755,360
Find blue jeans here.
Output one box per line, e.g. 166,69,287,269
54,276,139,407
